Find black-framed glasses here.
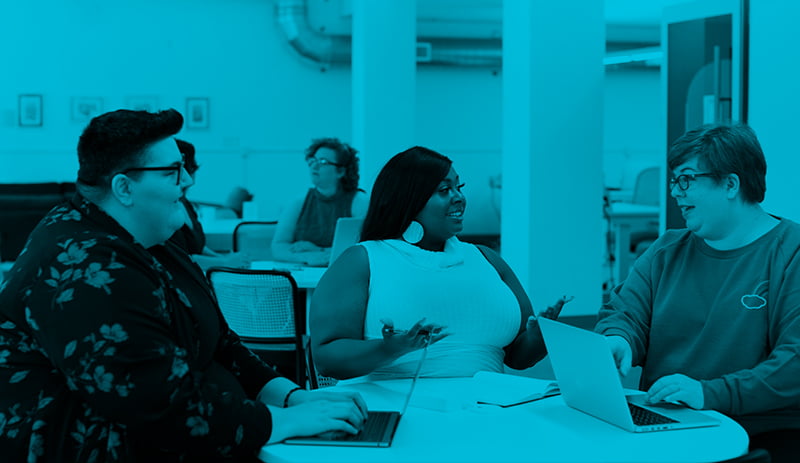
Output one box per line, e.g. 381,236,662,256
668,172,716,191
119,162,186,186
306,157,343,168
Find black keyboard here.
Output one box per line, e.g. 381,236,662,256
335,411,396,442
628,403,678,426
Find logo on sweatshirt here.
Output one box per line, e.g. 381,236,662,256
741,280,767,310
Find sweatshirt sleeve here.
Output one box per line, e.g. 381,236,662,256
595,240,658,366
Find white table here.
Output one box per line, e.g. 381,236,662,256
250,261,326,289
606,202,659,284
260,373,748,463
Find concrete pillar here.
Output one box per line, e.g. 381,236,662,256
502,0,605,316
351,0,416,191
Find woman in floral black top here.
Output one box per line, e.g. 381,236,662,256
0,109,366,462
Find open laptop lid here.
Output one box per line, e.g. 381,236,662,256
284,335,430,447
538,318,719,432
329,217,364,266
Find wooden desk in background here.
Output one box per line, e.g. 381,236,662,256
606,202,659,284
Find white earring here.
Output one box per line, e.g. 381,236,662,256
402,221,424,244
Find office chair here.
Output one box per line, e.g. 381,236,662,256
629,166,660,256
206,267,307,386
304,338,339,389
716,448,770,463
233,221,278,261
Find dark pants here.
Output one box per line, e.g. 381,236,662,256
750,429,800,463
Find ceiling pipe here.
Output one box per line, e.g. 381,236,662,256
274,0,658,69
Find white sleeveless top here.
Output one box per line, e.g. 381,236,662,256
360,238,521,378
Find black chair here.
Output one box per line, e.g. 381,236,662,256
304,338,339,390
206,267,307,385
716,449,771,463
233,221,278,261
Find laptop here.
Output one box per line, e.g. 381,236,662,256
283,335,429,447
328,217,364,266
538,318,720,432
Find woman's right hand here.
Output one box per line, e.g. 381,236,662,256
267,399,366,444
379,318,448,357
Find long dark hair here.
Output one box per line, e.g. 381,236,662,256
360,146,452,242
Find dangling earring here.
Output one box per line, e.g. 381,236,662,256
402,221,424,244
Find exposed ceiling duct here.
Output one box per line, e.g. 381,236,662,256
274,0,660,69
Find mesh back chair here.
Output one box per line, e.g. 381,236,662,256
233,221,278,261
206,267,307,386
305,339,339,389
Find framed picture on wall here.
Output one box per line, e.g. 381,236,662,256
18,94,43,127
125,95,159,112
71,97,104,122
185,97,209,129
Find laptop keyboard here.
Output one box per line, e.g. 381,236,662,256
628,403,678,426
334,411,395,442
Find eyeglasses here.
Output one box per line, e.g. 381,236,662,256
306,157,343,168
119,162,186,186
668,172,716,191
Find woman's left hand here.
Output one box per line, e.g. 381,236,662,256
288,389,369,418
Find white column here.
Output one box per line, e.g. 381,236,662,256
502,0,605,316
351,0,416,192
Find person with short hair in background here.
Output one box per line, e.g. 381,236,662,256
170,138,251,271
272,137,368,267
596,123,800,463
0,109,366,462
311,146,566,380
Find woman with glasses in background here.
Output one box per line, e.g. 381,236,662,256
596,123,800,463
272,137,368,266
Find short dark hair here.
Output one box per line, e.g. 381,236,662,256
668,123,767,203
77,109,183,189
175,139,198,175
305,137,360,192
360,146,452,242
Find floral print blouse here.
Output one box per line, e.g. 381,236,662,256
0,194,279,462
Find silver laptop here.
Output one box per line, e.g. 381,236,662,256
538,318,720,432
328,217,363,266
284,335,429,447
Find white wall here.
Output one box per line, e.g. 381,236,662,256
0,1,662,238
748,1,800,221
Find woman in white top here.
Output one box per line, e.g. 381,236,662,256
311,146,565,379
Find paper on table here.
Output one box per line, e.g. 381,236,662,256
473,371,560,407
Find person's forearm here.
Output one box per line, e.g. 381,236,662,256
272,243,320,264
504,325,547,370
315,339,404,379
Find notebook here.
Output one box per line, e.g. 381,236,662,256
328,217,364,266
283,335,429,447
538,318,720,432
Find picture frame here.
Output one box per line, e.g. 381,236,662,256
125,95,159,112
18,94,43,127
185,97,209,129
71,97,104,122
